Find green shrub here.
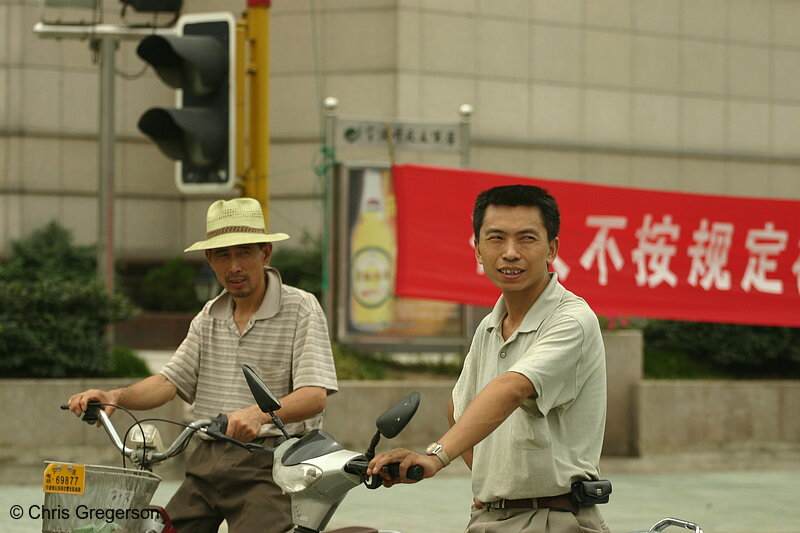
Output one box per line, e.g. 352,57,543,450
0,221,94,283
333,343,387,380
108,346,151,377
644,320,800,378
270,234,323,299
138,257,201,312
0,222,137,378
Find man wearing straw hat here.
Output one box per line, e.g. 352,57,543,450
68,198,338,533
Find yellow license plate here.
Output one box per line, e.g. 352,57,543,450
43,463,85,494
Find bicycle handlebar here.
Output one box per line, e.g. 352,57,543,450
60,402,270,468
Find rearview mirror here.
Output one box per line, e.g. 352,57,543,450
375,391,420,439
242,364,282,413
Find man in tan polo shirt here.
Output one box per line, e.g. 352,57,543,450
68,198,338,533
369,185,609,533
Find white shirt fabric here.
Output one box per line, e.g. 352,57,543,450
452,273,606,502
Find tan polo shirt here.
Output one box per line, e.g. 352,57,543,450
160,267,338,437
452,273,606,502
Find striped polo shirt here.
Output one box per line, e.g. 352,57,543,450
160,267,338,437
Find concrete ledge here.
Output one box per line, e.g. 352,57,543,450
637,380,800,454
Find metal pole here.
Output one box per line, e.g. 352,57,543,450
97,35,115,297
458,103,473,169
322,96,338,329
246,1,270,225
458,103,474,348
97,35,115,345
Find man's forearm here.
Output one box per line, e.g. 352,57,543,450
113,374,177,410
267,386,328,425
448,396,474,469
440,371,535,463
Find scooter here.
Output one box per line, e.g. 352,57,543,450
236,364,704,533
236,364,424,533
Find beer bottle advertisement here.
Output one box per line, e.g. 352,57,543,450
349,168,396,331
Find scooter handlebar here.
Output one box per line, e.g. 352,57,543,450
382,462,424,481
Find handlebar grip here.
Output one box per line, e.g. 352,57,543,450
82,402,103,424
60,402,103,424
210,413,228,435
406,464,424,481
381,463,424,481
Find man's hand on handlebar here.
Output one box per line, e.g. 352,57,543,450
367,448,442,487
225,405,269,442
66,389,119,422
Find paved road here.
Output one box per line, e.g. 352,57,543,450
2,456,798,533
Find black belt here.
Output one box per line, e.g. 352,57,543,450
484,494,578,513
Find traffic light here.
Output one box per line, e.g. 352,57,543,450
136,12,236,193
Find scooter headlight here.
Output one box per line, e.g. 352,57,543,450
274,462,323,494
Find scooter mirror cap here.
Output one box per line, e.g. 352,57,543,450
242,364,282,413
375,391,420,439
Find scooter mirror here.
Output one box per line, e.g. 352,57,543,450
375,391,420,439
242,364,282,412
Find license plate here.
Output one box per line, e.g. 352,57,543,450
43,462,86,494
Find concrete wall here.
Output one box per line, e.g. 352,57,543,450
637,380,800,455
0,379,187,483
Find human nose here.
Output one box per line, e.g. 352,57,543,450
501,240,520,260
229,256,243,273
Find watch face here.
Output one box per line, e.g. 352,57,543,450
425,442,439,454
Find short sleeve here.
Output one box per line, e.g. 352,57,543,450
290,293,338,393
159,312,203,404
509,314,585,417
452,320,486,420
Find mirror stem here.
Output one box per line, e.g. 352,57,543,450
364,431,381,461
270,411,291,439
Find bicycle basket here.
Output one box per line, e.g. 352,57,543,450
42,462,161,533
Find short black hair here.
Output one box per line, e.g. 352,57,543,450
472,184,560,242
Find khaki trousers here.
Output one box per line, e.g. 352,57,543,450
165,439,293,533
466,505,611,533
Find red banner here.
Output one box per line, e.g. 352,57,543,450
392,164,800,328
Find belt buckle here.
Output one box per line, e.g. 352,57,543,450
486,500,505,511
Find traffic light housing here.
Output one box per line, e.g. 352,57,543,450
137,12,236,193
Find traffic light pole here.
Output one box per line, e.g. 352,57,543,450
98,35,115,298
33,22,170,311
244,0,270,227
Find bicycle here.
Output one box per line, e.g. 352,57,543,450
43,403,231,533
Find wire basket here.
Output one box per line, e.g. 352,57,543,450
42,462,161,533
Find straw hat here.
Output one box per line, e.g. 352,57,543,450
184,198,290,252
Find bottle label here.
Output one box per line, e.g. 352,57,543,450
351,247,393,308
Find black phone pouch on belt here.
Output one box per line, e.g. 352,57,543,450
570,479,612,505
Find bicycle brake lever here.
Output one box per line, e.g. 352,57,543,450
205,413,271,453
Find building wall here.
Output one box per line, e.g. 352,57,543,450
2,0,799,260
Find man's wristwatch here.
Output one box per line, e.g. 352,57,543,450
425,441,451,467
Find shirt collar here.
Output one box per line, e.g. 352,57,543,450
486,273,565,334
208,267,283,321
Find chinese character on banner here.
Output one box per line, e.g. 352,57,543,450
631,213,680,288
632,214,680,288
687,219,734,291
741,222,788,294
579,215,627,286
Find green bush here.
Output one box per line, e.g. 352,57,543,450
138,257,201,312
0,222,138,378
108,346,151,377
270,234,323,300
644,320,800,378
333,343,387,380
